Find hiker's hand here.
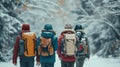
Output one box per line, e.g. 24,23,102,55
36,62,40,66
13,62,17,65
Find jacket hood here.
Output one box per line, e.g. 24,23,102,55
61,29,75,35
75,30,84,33
41,30,56,38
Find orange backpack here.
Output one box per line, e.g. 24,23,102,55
38,37,54,56
21,32,36,57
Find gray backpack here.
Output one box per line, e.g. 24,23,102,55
76,32,88,56
61,33,76,56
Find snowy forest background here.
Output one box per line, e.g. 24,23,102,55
0,0,120,62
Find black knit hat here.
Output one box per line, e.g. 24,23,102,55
74,24,83,31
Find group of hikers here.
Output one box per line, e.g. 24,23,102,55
12,23,90,67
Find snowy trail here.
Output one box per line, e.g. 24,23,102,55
0,55,120,67
83,55,120,67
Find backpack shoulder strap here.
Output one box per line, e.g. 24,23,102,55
40,37,51,47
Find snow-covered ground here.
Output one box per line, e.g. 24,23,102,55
0,55,120,67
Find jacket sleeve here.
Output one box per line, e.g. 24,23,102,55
12,36,19,64
57,35,63,58
36,37,40,62
86,37,90,58
53,36,58,51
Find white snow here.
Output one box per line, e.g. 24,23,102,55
0,55,120,67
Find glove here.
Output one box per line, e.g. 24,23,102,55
13,62,17,65
13,60,17,65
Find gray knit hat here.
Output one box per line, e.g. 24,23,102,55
64,24,72,29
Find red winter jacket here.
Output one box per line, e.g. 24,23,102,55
57,29,75,62
12,24,40,64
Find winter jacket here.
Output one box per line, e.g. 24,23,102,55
12,24,39,64
37,24,58,63
57,29,76,62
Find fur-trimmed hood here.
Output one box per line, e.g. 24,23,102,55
61,29,75,35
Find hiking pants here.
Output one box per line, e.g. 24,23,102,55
61,60,75,67
20,56,34,67
41,62,54,67
76,56,85,67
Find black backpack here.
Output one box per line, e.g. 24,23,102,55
75,31,88,56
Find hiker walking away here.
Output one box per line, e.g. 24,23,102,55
12,23,40,67
57,24,76,67
74,24,90,67
37,24,58,67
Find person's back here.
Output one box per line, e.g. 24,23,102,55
37,24,58,67
57,24,76,67
74,24,90,67
12,23,39,67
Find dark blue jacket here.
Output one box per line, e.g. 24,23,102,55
37,30,58,63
